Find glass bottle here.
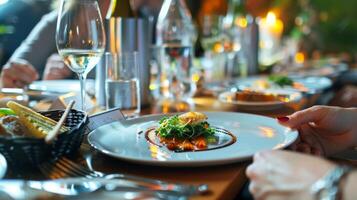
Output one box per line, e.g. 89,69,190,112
156,0,196,101
106,0,135,19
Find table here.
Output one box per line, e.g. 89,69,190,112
4,88,315,199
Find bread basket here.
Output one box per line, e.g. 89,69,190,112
0,109,88,168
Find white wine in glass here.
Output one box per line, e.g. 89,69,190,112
59,49,104,74
56,0,105,111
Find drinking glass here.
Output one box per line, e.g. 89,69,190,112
200,15,230,81
105,52,141,118
200,15,225,54
56,0,105,111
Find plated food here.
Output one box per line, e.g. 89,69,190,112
0,101,68,138
154,112,218,152
87,112,298,167
235,89,291,102
234,75,333,94
252,75,307,92
219,89,302,111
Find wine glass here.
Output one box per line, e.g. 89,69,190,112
200,15,225,55
56,0,105,111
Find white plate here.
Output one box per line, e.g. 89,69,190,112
218,89,302,111
205,76,332,96
88,112,298,167
29,79,95,94
234,76,332,93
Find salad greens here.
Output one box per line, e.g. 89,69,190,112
155,115,215,139
268,75,294,87
0,108,16,116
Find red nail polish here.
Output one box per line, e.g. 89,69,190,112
277,116,289,122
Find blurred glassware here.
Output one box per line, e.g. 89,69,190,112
149,45,171,100
223,0,249,77
258,11,284,70
156,0,196,102
105,52,141,118
199,15,229,82
200,15,225,54
56,0,106,111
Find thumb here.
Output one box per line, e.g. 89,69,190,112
278,106,329,129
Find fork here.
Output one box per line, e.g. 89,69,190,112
39,157,209,196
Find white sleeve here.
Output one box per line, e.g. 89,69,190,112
10,10,57,76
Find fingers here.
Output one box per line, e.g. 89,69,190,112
19,62,39,81
43,54,72,80
277,106,330,129
246,152,273,181
247,150,334,200
1,61,39,88
44,67,71,80
1,74,24,88
246,151,280,200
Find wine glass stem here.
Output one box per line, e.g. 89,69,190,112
78,72,87,111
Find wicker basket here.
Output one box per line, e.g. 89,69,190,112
0,109,88,167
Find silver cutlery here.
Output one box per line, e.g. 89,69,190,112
0,179,187,200
39,157,209,196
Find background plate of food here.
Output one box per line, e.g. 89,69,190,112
218,88,303,111
232,75,333,93
204,75,332,96
88,112,298,167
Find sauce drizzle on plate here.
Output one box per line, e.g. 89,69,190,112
145,126,237,152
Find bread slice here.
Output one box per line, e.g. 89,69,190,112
7,101,69,138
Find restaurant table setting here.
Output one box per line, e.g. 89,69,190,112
0,0,355,199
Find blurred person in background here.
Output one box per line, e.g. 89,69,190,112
0,0,51,66
0,0,111,88
0,0,202,88
0,0,167,88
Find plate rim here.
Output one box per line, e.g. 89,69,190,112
88,111,298,167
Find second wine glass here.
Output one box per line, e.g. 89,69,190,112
56,0,106,111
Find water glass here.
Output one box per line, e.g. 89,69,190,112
105,52,141,118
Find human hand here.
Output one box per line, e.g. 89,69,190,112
246,150,336,200
43,54,72,80
277,106,357,156
0,59,39,88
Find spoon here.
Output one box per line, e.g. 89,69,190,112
45,100,75,143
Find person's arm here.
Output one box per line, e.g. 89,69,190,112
9,10,57,77
246,150,357,200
